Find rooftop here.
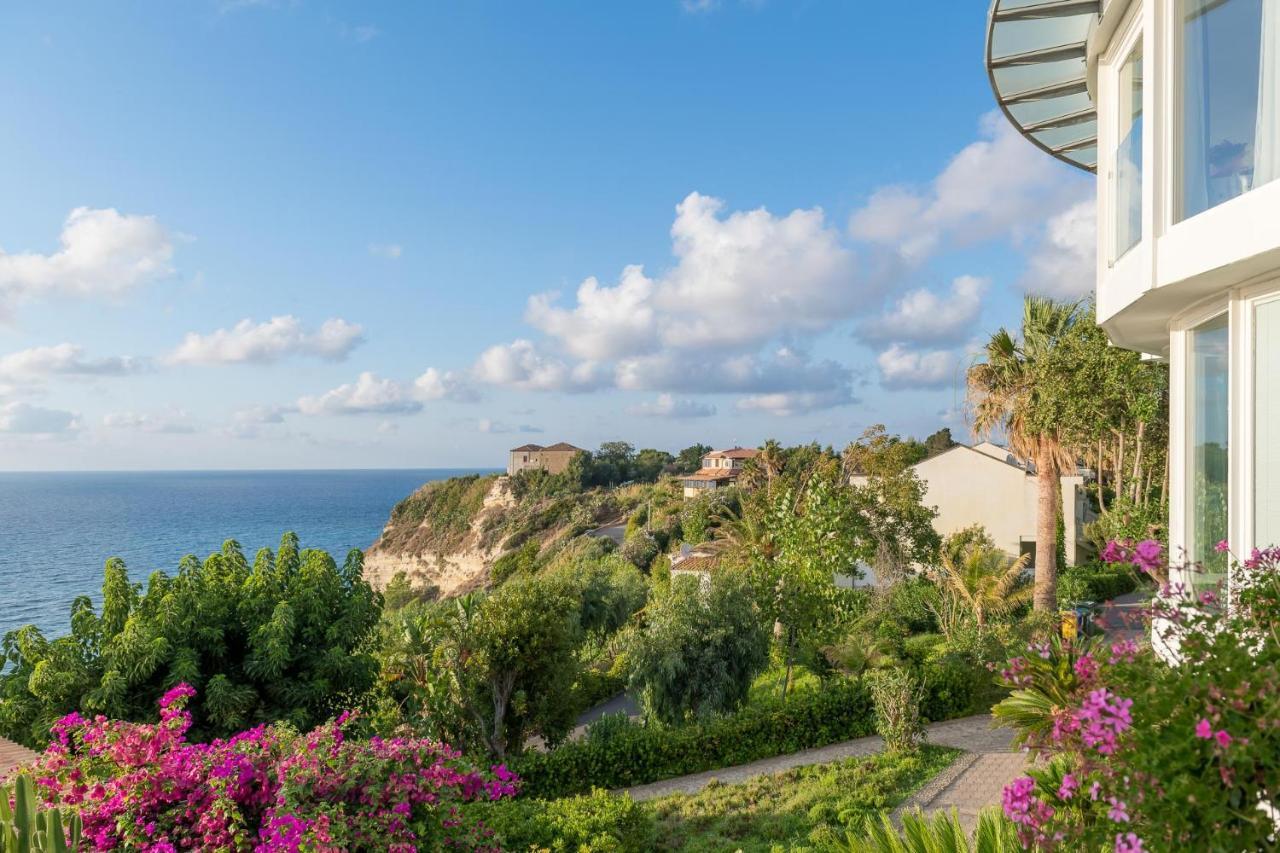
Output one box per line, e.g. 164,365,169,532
985,0,1100,172
682,467,741,482
707,447,759,460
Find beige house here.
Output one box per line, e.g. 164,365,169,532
680,447,759,498
850,443,1095,568
506,442,584,476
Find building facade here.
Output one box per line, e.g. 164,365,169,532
679,447,759,498
506,442,584,476
986,0,1279,589
850,444,1096,568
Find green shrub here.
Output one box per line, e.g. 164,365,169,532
868,669,925,754
512,680,875,798
472,789,657,853
919,653,987,722
491,540,542,585
842,807,1020,852
1058,564,1139,603
901,633,945,665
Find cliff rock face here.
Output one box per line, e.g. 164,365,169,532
364,475,516,597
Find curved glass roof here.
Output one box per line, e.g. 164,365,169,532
986,0,1101,172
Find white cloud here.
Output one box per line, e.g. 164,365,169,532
473,339,607,393
168,316,364,365
877,344,964,390
0,343,146,382
477,418,544,434
627,394,717,418
523,193,870,361
616,346,853,399
857,276,988,346
0,402,79,435
735,390,851,416
0,207,174,313
526,266,657,361
297,371,422,416
413,367,478,402
368,242,402,259
849,113,1088,262
102,409,197,434
1020,200,1097,298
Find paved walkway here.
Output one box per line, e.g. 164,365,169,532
0,736,38,779
621,713,1022,806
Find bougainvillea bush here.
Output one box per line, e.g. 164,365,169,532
26,684,517,851
992,540,1280,851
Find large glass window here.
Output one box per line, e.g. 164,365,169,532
1178,0,1279,221
1114,45,1143,258
1188,314,1230,583
1256,298,1280,547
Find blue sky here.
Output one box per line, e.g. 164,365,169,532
0,1,1093,470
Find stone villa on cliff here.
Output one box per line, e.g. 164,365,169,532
506,442,584,476
680,447,759,498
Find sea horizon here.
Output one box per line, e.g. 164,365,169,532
0,468,499,641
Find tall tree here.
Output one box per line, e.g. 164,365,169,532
968,296,1081,612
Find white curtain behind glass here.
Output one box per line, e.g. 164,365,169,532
1256,0,1280,186
1256,300,1280,548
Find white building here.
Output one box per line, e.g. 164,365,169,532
850,444,1095,568
985,0,1279,589
679,447,759,498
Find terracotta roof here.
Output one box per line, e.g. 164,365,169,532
510,444,544,452
707,447,759,459
0,736,37,779
543,442,584,452
681,467,740,482
671,553,720,573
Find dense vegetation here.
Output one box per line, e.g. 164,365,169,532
0,534,381,748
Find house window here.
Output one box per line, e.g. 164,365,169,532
1177,0,1278,221
1256,297,1280,547
1188,313,1230,584
1114,43,1143,258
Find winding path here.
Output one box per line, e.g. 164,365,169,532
620,713,1024,815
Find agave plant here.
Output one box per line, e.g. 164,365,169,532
0,773,82,852
843,808,1020,853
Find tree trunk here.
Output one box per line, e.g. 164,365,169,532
1034,448,1060,612
1131,421,1145,503
1114,430,1125,507
1096,438,1108,515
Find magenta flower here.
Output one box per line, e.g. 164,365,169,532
1214,539,1230,553
1195,719,1213,739
1108,797,1130,823
1116,832,1145,853
1214,730,1232,748
1057,773,1078,800
1133,539,1163,574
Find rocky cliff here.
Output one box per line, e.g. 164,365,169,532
364,474,516,597
363,473,631,597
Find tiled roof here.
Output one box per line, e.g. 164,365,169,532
0,736,37,779
707,447,759,459
543,442,584,452
671,553,720,573
681,467,740,482
510,444,544,452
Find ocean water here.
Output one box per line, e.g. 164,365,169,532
0,469,494,641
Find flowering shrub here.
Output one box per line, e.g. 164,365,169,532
992,540,1280,850
27,684,517,851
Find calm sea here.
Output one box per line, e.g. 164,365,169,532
0,469,494,640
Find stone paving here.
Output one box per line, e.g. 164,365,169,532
621,713,1023,805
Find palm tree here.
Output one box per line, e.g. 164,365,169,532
968,295,1080,612
934,543,1033,629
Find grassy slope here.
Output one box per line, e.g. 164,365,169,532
647,746,960,852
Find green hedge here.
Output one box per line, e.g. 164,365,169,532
513,680,875,798
1061,566,1139,603
466,788,656,852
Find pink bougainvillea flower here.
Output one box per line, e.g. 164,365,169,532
1195,719,1213,739
1116,832,1145,853
1214,730,1232,748
1132,539,1164,574
1214,539,1230,553
1057,773,1078,800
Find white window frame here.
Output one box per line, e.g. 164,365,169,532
1102,6,1147,267
1169,294,1231,588
1236,279,1280,554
